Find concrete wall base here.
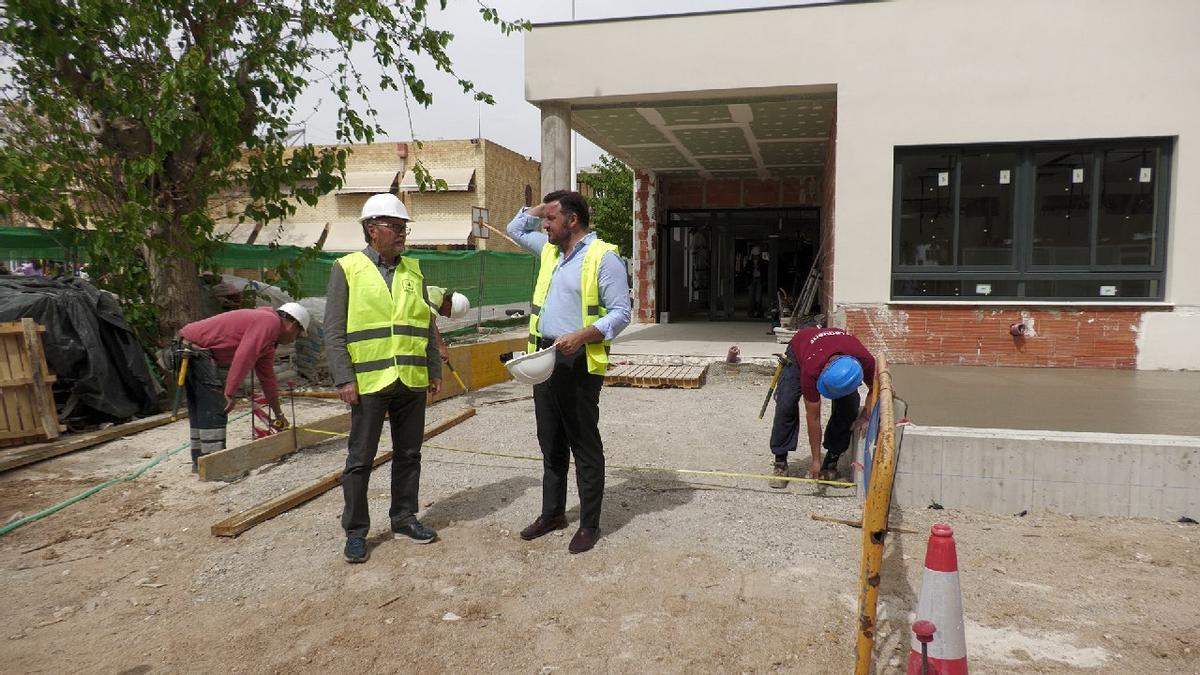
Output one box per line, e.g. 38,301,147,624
890,426,1200,520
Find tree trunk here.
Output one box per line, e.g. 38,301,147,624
147,223,203,342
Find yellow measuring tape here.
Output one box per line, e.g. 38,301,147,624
290,425,853,488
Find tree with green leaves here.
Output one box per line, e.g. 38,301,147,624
578,154,633,257
0,0,525,345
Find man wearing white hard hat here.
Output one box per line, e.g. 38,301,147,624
174,302,309,472
506,190,631,554
325,193,443,564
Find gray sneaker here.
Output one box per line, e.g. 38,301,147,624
769,462,789,489
393,521,438,544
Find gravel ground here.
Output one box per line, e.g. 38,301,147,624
0,364,1197,673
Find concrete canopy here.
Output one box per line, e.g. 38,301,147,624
573,92,834,180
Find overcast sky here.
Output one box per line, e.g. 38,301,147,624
293,1,824,170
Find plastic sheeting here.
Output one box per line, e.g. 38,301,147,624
0,276,159,420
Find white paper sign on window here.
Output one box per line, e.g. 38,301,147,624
937,171,949,187
975,284,992,296
1072,168,1085,184
1099,285,1118,297
998,170,1011,185
1139,168,1153,183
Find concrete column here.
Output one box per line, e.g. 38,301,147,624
633,171,658,324
539,102,572,196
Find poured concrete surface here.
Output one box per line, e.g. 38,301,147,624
891,364,1200,436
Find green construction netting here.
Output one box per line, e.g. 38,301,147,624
2,227,538,304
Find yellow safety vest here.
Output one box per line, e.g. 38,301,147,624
338,251,431,393
527,238,619,376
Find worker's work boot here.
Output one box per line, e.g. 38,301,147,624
769,462,789,489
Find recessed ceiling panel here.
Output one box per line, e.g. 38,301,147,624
749,99,834,140
623,144,690,168
574,108,665,146
760,141,826,166
657,104,733,126
698,156,757,171
675,127,750,156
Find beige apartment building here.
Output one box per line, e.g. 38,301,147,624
216,138,539,253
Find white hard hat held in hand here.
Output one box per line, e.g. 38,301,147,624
449,292,470,319
360,193,414,223
278,302,311,332
506,347,555,385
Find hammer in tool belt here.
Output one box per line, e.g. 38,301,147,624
758,352,789,420
170,341,196,420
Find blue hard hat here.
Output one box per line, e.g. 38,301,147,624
816,356,864,399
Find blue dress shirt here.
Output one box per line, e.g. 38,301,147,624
506,209,632,342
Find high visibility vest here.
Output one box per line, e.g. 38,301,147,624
338,251,431,393
527,238,619,376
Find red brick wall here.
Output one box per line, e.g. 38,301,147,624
660,176,820,210
633,171,657,323
842,306,1141,368
818,110,837,314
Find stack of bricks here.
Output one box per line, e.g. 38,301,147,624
633,171,657,322
841,305,1141,368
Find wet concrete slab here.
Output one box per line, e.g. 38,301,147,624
891,364,1200,437
608,321,1200,437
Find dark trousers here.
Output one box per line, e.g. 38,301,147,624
533,350,605,529
341,382,427,539
182,350,226,464
769,356,860,467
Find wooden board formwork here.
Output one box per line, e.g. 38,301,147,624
0,319,61,448
428,335,527,402
604,364,707,389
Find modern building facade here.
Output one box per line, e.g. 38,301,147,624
525,0,1200,369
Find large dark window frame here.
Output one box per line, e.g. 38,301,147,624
891,138,1172,301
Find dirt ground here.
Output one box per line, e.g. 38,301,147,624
1,364,1197,674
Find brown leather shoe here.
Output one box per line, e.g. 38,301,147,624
519,514,567,541
568,527,600,554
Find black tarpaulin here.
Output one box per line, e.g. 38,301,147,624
0,276,159,420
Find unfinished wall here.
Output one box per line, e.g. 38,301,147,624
659,176,819,211
632,171,658,323
840,305,1143,368
480,140,539,253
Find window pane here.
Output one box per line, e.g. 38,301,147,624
957,151,1016,266
1097,146,1158,266
898,153,955,266
1024,279,1158,299
1033,150,1092,265
893,279,961,297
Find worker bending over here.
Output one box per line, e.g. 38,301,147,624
175,302,310,471
768,327,875,488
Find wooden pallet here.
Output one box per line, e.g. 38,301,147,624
0,319,62,448
604,364,707,389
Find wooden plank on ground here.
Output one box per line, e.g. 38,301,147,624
210,407,476,538
0,410,187,473
198,410,353,482
604,364,708,389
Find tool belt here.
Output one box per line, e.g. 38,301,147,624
162,336,212,372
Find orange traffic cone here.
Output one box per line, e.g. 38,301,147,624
907,523,967,674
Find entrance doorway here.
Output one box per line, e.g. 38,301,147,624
661,208,819,321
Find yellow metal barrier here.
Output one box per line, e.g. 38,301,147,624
854,352,897,674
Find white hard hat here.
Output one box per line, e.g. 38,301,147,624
278,302,311,332
449,292,470,319
505,347,556,385
360,193,414,223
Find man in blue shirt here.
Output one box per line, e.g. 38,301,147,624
507,190,631,554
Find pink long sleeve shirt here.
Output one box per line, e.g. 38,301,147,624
179,307,282,403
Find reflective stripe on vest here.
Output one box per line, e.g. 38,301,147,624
527,238,618,376
339,251,431,393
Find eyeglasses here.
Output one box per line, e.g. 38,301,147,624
371,221,410,235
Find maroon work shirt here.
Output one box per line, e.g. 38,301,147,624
179,307,282,401
788,328,876,402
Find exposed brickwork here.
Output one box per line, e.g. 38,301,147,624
659,176,820,210
480,140,540,253
633,171,658,323
818,110,837,314
842,305,1141,368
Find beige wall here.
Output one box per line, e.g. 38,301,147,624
526,0,1200,367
